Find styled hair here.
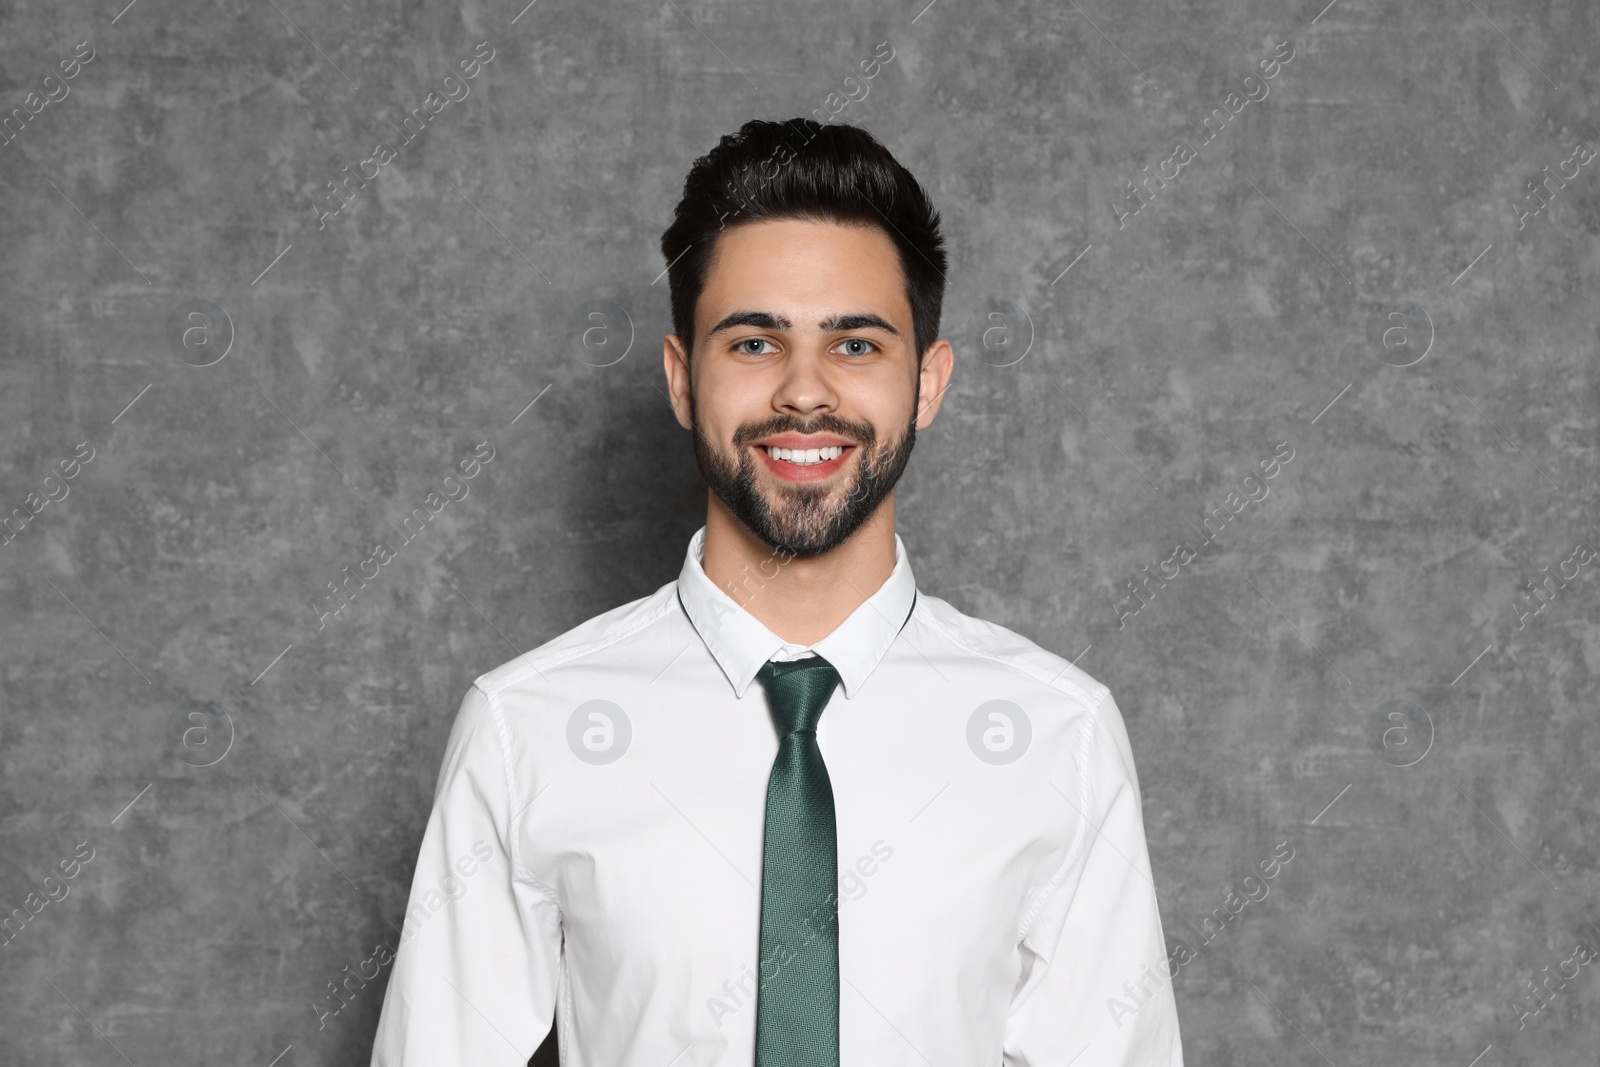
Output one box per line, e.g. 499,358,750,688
659,117,947,365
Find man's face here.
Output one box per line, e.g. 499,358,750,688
665,218,950,559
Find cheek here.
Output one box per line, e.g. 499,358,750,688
693,369,768,433
859,366,920,429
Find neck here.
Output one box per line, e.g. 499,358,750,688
700,492,898,646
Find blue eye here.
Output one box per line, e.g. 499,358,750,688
738,338,774,355
839,338,877,356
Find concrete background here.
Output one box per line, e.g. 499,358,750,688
1,0,1597,1064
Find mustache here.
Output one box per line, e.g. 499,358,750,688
731,414,876,448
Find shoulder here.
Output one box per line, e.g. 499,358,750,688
910,590,1112,714
470,580,681,700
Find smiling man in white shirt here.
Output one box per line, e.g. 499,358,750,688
370,116,1184,1066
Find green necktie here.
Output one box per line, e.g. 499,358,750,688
753,654,843,1067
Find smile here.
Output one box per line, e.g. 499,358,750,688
762,445,846,466
755,442,855,483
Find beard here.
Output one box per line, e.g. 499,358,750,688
688,387,919,559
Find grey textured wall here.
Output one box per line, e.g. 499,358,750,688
2,0,1597,1064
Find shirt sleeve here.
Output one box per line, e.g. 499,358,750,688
1002,691,1184,1066
370,683,563,1066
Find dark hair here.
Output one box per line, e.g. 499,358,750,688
659,117,947,365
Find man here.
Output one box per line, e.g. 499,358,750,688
370,117,1183,1065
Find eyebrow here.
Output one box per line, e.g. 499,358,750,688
705,310,901,338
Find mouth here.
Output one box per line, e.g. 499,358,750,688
755,442,855,482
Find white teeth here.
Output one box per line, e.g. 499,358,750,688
765,445,844,466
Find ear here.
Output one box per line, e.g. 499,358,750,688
663,334,694,431
914,339,955,429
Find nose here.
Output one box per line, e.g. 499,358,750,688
771,345,840,418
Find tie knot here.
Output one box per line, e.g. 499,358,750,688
755,655,841,736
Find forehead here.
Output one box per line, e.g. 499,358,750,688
697,218,909,325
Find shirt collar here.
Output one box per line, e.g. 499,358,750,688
675,525,918,700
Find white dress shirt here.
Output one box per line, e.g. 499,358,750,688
370,526,1183,1066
